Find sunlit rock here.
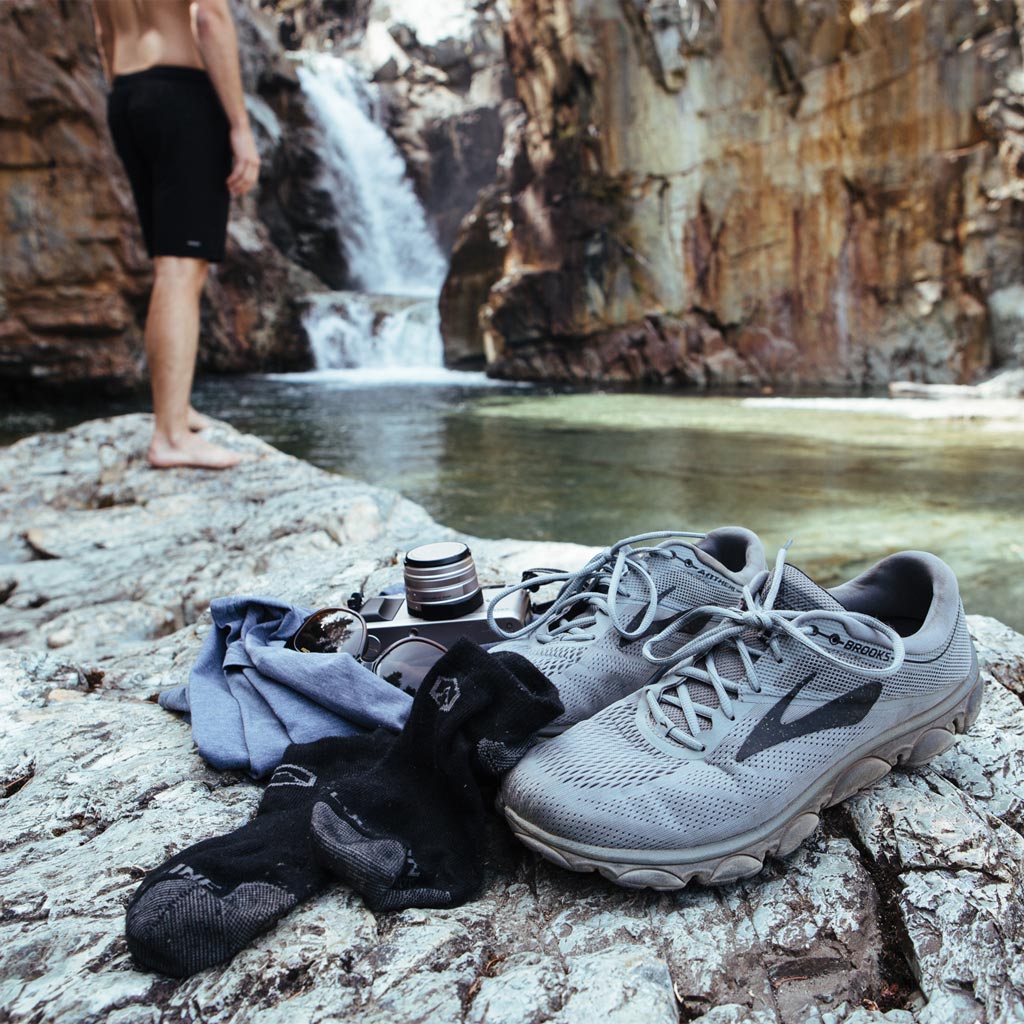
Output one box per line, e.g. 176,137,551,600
470,0,1024,388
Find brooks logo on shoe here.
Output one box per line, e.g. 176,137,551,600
843,639,893,662
618,609,710,649
617,586,682,647
679,557,733,583
735,671,883,763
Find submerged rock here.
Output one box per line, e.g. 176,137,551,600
1,416,1024,1023
888,367,1024,399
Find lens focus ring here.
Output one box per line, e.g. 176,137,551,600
404,541,483,619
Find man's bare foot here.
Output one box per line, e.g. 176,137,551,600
187,407,215,432
148,433,245,470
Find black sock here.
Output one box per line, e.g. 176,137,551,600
309,640,561,911
125,734,383,977
125,643,559,975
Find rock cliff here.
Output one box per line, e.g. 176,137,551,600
463,0,1024,387
0,0,151,391
1,417,1023,1023
0,0,328,396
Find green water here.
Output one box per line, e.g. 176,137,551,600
3,375,1022,631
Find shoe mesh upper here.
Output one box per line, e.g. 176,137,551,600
494,540,752,729
502,558,977,852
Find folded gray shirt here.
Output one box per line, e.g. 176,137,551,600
160,595,413,778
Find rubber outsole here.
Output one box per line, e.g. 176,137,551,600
503,672,984,890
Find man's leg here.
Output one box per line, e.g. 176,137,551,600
145,256,242,469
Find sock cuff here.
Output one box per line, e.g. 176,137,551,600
488,650,563,737
428,640,563,741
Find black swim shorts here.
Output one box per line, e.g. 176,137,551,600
107,65,232,263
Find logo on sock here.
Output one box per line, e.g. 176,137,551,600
429,675,461,711
267,764,318,789
166,863,223,892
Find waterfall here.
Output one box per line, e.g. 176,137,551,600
290,53,465,377
296,54,447,297
303,292,443,371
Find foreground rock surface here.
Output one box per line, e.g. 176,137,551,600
1,416,1023,1024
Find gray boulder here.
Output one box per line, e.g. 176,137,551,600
1,416,1023,1023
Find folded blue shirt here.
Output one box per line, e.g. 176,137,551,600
160,596,413,778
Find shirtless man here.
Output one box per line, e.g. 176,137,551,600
92,0,260,469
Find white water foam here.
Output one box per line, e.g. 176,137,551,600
303,293,442,370
264,366,503,387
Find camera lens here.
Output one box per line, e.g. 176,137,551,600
403,541,484,621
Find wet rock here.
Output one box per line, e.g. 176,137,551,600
253,0,374,52
440,185,509,369
2,418,1024,1022
986,284,1024,366
349,0,519,257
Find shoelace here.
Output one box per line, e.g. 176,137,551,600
485,531,706,643
639,546,907,752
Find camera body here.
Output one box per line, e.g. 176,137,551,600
359,587,530,649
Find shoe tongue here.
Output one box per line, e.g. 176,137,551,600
762,563,845,613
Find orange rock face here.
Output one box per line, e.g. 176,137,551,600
479,0,1024,387
0,0,151,390
0,0,320,395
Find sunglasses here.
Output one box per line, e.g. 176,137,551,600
289,607,447,697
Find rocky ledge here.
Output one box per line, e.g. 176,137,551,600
1,417,1023,1024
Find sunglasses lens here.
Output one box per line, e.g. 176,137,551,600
294,610,366,656
374,639,446,696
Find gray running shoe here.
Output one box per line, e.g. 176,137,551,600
487,528,766,735
501,547,982,889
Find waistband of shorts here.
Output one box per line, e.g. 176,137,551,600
112,65,212,88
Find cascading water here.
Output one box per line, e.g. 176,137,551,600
297,55,446,297
294,53,454,375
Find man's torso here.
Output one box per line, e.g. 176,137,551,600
97,0,204,76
